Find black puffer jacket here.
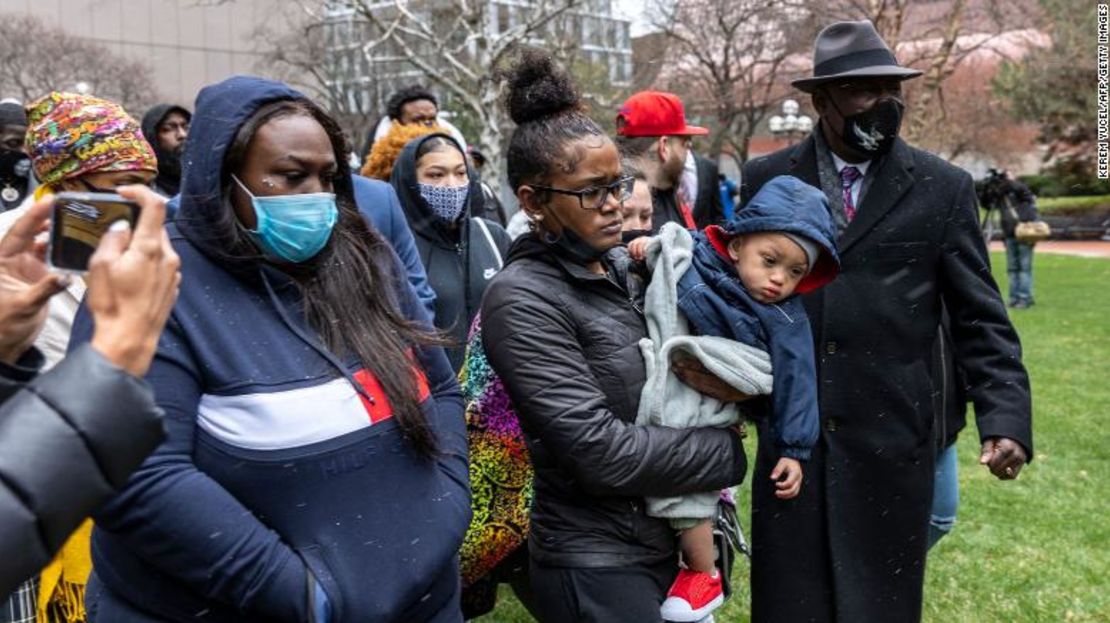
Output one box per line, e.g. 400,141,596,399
480,234,747,568
0,345,164,595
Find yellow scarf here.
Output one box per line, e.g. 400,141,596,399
37,519,92,622
33,183,91,622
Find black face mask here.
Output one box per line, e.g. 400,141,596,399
540,213,608,264
0,150,30,180
545,226,607,264
828,95,904,157
0,150,30,206
156,146,182,181
621,228,652,245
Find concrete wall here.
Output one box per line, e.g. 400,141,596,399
0,0,296,106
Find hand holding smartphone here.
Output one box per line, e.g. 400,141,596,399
49,191,141,273
82,185,181,377
0,198,70,364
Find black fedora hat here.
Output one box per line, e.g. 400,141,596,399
792,20,923,93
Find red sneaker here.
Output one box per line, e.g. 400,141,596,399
660,568,724,622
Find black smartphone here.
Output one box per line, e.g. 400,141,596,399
49,191,141,273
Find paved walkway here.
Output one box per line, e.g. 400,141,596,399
989,240,1110,259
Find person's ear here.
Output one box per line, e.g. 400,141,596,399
727,236,744,262
656,136,669,163
517,185,544,223
812,92,827,118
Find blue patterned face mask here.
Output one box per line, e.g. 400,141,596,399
233,175,339,263
418,182,468,223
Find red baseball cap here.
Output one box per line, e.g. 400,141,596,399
616,91,709,137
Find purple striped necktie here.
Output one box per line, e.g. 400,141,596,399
839,165,862,222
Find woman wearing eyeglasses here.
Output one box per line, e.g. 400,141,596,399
390,133,511,371
479,51,748,622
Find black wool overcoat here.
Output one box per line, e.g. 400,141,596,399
740,134,1033,623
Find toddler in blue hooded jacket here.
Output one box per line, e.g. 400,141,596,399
631,175,840,622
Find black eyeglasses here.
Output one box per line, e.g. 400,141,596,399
531,176,635,211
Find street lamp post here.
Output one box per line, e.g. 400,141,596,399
768,98,813,145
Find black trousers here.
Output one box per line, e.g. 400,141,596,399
529,557,677,623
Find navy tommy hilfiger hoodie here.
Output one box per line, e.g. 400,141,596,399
676,175,840,460
70,77,470,622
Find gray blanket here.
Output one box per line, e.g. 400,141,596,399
637,223,773,521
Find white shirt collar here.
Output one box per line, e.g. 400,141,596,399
830,152,871,177
684,149,697,175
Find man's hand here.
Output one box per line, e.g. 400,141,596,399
771,457,803,499
87,185,181,377
0,198,70,365
671,351,753,403
979,437,1028,480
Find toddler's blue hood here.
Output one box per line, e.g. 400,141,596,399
706,175,840,294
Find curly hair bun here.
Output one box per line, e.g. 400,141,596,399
502,49,583,125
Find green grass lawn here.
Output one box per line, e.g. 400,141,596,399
1036,194,1110,214
480,252,1110,623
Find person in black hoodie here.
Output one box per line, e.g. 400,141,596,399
390,133,510,370
466,146,508,226
140,104,191,197
0,100,33,211
479,50,748,623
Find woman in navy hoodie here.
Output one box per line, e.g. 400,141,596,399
72,76,470,622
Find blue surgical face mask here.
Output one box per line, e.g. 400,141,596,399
418,182,468,223
233,175,339,263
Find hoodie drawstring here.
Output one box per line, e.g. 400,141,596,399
259,269,375,405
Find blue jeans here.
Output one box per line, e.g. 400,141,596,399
928,443,960,549
1004,237,1035,305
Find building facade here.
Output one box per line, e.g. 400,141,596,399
322,0,633,117
0,0,293,108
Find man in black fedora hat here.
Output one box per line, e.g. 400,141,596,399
740,20,1033,623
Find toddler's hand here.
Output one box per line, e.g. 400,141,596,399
771,457,803,499
627,236,652,261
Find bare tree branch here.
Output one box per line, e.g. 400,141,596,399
652,0,811,162
0,12,160,113
706,0,1043,162
345,0,586,195
252,3,380,145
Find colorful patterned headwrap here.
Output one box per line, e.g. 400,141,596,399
24,92,157,185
